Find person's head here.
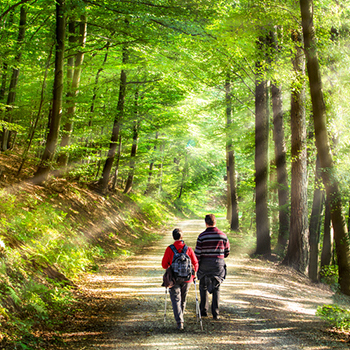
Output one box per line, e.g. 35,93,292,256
205,214,216,227
172,228,183,241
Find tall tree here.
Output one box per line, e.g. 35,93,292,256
300,0,350,295
225,77,239,231
57,15,87,170
34,0,66,183
271,80,289,251
283,31,309,274
254,34,270,256
309,155,324,282
99,45,128,192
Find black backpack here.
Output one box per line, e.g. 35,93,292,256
170,244,193,283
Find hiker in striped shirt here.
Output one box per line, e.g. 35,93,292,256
195,214,230,320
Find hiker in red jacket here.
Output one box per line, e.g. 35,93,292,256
162,228,198,330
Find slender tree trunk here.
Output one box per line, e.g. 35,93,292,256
99,46,128,192
145,132,158,195
57,15,87,170
271,82,289,251
309,155,325,282
321,197,332,268
89,43,109,128
225,78,239,231
17,46,53,175
300,0,350,295
283,32,309,274
33,0,66,183
0,63,8,101
124,119,139,194
254,36,270,256
1,6,26,151
111,135,122,191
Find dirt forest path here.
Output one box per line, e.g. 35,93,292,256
56,219,350,350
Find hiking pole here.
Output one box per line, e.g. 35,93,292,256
164,287,168,324
194,279,203,331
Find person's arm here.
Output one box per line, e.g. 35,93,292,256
162,247,172,269
224,238,230,258
188,247,199,272
194,238,202,262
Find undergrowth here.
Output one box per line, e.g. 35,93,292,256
317,304,350,331
0,188,171,348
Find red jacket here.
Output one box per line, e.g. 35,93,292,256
162,240,199,283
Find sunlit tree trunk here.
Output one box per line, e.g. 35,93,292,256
300,0,350,295
254,35,270,256
309,155,324,282
34,0,66,183
283,32,309,274
225,77,239,231
1,6,26,151
99,46,128,192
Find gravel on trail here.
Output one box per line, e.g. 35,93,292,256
55,219,350,350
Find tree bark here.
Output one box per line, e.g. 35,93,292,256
309,155,325,282
225,77,239,231
300,0,350,295
283,31,309,274
254,36,270,256
271,82,289,251
321,197,332,268
99,46,128,192
33,0,66,183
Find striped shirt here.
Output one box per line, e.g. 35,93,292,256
195,226,230,261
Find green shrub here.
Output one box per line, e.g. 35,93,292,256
317,304,350,330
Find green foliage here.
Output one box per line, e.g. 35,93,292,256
317,304,350,330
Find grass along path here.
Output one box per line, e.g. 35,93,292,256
50,219,349,349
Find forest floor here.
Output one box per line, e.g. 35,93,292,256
40,219,350,350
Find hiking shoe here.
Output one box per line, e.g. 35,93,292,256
213,315,220,320
177,322,184,330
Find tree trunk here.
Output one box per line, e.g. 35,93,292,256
33,0,66,184
124,119,139,194
271,82,289,251
321,197,332,268
145,132,159,195
17,46,53,175
225,78,239,231
254,36,270,256
57,15,87,170
0,63,8,101
309,155,325,282
99,46,128,192
283,32,309,274
1,5,26,151
300,0,350,295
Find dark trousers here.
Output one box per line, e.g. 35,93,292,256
169,282,190,324
199,277,220,317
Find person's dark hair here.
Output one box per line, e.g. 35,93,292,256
172,228,183,240
205,214,216,226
